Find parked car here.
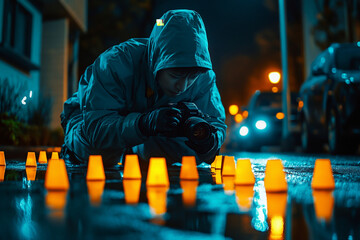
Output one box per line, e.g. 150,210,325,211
299,42,360,154
227,91,300,151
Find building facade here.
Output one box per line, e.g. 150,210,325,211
0,0,87,129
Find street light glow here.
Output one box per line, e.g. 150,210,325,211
229,105,239,115
276,112,285,120
268,72,281,84
234,113,243,123
242,110,249,119
272,87,278,93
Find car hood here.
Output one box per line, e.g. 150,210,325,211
332,70,360,83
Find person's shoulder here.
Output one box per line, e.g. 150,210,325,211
105,38,148,57
96,38,148,70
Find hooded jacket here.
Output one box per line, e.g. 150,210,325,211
61,9,226,166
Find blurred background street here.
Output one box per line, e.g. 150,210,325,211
1,0,360,239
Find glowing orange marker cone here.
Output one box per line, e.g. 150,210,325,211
311,159,335,190
26,152,37,167
0,166,5,182
123,179,142,204
51,152,59,160
235,159,255,185
45,159,69,190
215,155,223,170
0,151,5,166
180,156,198,180
86,155,106,181
38,151,48,164
180,180,198,207
222,156,235,176
123,154,141,179
235,185,254,211
26,167,37,181
214,169,222,184
264,159,287,192
147,186,168,215
87,180,105,206
146,157,169,187
312,190,334,221
211,157,216,172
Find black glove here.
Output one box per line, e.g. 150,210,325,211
138,107,182,137
185,132,217,154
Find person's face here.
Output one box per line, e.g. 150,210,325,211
156,67,204,97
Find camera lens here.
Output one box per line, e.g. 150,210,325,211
184,117,211,143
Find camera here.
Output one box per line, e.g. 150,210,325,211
170,102,215,144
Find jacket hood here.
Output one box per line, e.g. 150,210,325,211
146,9,212,89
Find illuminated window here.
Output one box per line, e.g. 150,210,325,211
0,0,39,71
2,0,32,58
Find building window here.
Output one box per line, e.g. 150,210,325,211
2,0,32,59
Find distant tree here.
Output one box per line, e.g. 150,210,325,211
79,0,155,76
311,0,347,50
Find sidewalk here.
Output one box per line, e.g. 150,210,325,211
0,145,61,161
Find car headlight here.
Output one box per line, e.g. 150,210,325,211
255,120,267,130
239,126,249,136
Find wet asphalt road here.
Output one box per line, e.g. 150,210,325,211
0,150,359,240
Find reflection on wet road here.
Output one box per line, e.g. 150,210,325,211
0,152,360,239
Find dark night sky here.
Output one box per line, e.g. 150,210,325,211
81,0,302,111
153,0,281,98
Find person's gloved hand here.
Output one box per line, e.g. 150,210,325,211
138,107,182,137
185,132,217,154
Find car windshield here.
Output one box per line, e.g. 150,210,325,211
335,47,360,70
255,93,298,109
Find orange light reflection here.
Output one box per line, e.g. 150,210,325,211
266,192,288,218
87,180,105,206
46,190,68,220
147,186,168,215
123,179,142,205
180,180,198,207
235,185,254,211
269,216,284,240
222,176,235,194
312,190,334,222
26,167,37,181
